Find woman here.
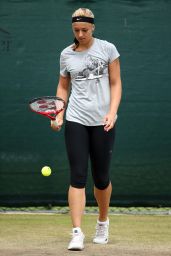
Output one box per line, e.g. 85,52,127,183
51,8,122,251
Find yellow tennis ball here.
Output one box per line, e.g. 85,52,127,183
41,166,51,176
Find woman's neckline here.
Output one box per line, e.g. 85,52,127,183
73,38,96,54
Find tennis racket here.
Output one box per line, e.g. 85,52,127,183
29,96,65,128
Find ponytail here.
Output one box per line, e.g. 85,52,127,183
73,37,79,51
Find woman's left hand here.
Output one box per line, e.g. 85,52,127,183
103,113,118,132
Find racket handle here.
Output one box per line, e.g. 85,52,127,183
51,119,59,129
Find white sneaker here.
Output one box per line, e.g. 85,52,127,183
68,227,85,251
93,218,109,244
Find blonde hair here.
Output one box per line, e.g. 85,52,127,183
72,8,95,51
72,8,94,18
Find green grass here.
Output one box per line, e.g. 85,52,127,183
0,214,171,256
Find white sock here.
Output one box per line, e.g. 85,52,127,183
73,227,82,233
97,218,109,225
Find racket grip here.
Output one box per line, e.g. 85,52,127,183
51,119,59,129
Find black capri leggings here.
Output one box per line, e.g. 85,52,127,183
65,121,115,190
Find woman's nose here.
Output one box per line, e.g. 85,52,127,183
78,31,83,37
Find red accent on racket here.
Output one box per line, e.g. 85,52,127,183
29,96,65,121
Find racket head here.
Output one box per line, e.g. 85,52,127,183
29,96,65,120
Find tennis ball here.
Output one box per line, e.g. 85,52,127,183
41,166,51,176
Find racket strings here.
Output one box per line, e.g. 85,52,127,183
30,98,65,116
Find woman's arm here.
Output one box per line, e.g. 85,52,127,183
51,75,71,131
104,58,122,132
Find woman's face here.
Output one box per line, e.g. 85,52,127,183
72,22,94,45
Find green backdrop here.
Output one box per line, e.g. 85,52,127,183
0,0,171,206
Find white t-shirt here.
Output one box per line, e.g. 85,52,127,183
60,38,120,126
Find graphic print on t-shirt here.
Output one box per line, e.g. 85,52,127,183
75,55,107,81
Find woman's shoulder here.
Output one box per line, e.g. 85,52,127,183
95,38,120,60
61,44,74,56
95,38,116,49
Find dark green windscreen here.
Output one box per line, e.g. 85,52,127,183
0,0,171,206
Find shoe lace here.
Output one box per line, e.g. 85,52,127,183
70,232,82,242
95,224,108,238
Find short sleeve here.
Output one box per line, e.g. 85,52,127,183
60,52,69,77
107,42,120,64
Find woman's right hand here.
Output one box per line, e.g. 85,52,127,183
50,115,64,132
